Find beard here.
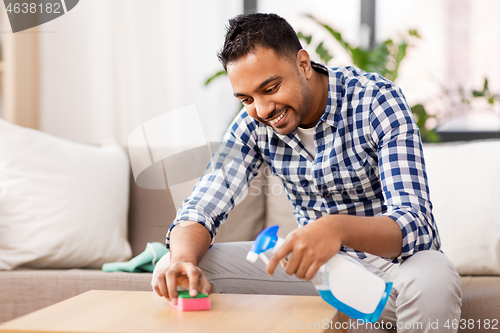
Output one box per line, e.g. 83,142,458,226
256,70,315,135
276,77,314,135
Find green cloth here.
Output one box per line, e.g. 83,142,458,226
102,242,168,273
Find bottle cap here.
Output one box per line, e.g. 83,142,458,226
246,251,259,263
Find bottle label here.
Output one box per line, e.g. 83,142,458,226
326,256,386,314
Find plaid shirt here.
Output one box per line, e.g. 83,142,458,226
167,63,440,263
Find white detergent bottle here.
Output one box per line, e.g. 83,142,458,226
246,225,393,323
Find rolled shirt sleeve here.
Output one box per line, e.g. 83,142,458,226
370,85,440,263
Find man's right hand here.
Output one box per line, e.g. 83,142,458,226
151,220,213,304
151,254,212,304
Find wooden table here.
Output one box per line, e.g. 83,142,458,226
0,290,348,333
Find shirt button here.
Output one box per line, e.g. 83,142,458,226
323,192,330,198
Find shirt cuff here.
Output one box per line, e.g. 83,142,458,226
165,211,217,250
383,209,434,263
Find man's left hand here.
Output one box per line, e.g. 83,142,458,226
266,216,342,280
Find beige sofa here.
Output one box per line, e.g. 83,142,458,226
1,143,500,333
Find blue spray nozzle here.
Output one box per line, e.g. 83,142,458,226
250,225,279,254
246,225,280,263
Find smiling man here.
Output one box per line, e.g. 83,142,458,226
152,13,462,332
229,47,323,134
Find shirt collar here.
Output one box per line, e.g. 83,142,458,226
311,61,342,129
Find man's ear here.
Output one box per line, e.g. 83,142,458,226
296,49,313,80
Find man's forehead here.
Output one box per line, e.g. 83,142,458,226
230,45,298,68
227,48,295,88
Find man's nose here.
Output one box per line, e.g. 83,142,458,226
254,97,275,121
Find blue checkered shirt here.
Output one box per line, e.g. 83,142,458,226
167,63,440,263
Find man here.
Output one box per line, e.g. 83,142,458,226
152,13,461,331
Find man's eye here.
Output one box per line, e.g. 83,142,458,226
240,98,252,105
265,84,279,93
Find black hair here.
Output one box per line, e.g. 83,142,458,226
217,13,303,70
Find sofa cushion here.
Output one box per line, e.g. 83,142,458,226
423,140,500,275
0,120,132,270
460,276,500,324
0,269,152,323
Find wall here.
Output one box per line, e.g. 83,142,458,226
39,0,241,145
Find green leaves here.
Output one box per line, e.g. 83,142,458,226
298,30,333,63
472,78,500,105
408,29,420,38
315,42,333,64
297,32,312,45
305,14,352,53
300,14,419,83
204,70,227,86
411,104,440,143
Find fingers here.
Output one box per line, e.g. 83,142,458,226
304,261,323,281
165,268,180,303
155,275,169,298
266,229,334,280
267,238,293,276
200,274,213,295
151,259,210,305
185,265,205,297
151,253,171,298
266,255,279,276
292,251,313,279
274,238,314,279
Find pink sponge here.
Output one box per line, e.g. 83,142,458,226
169,290,211,311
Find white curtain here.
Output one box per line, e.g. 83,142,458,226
39,0,242,145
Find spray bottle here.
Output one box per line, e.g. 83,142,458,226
246,225,393,323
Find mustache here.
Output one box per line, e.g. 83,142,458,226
258,106,289,123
